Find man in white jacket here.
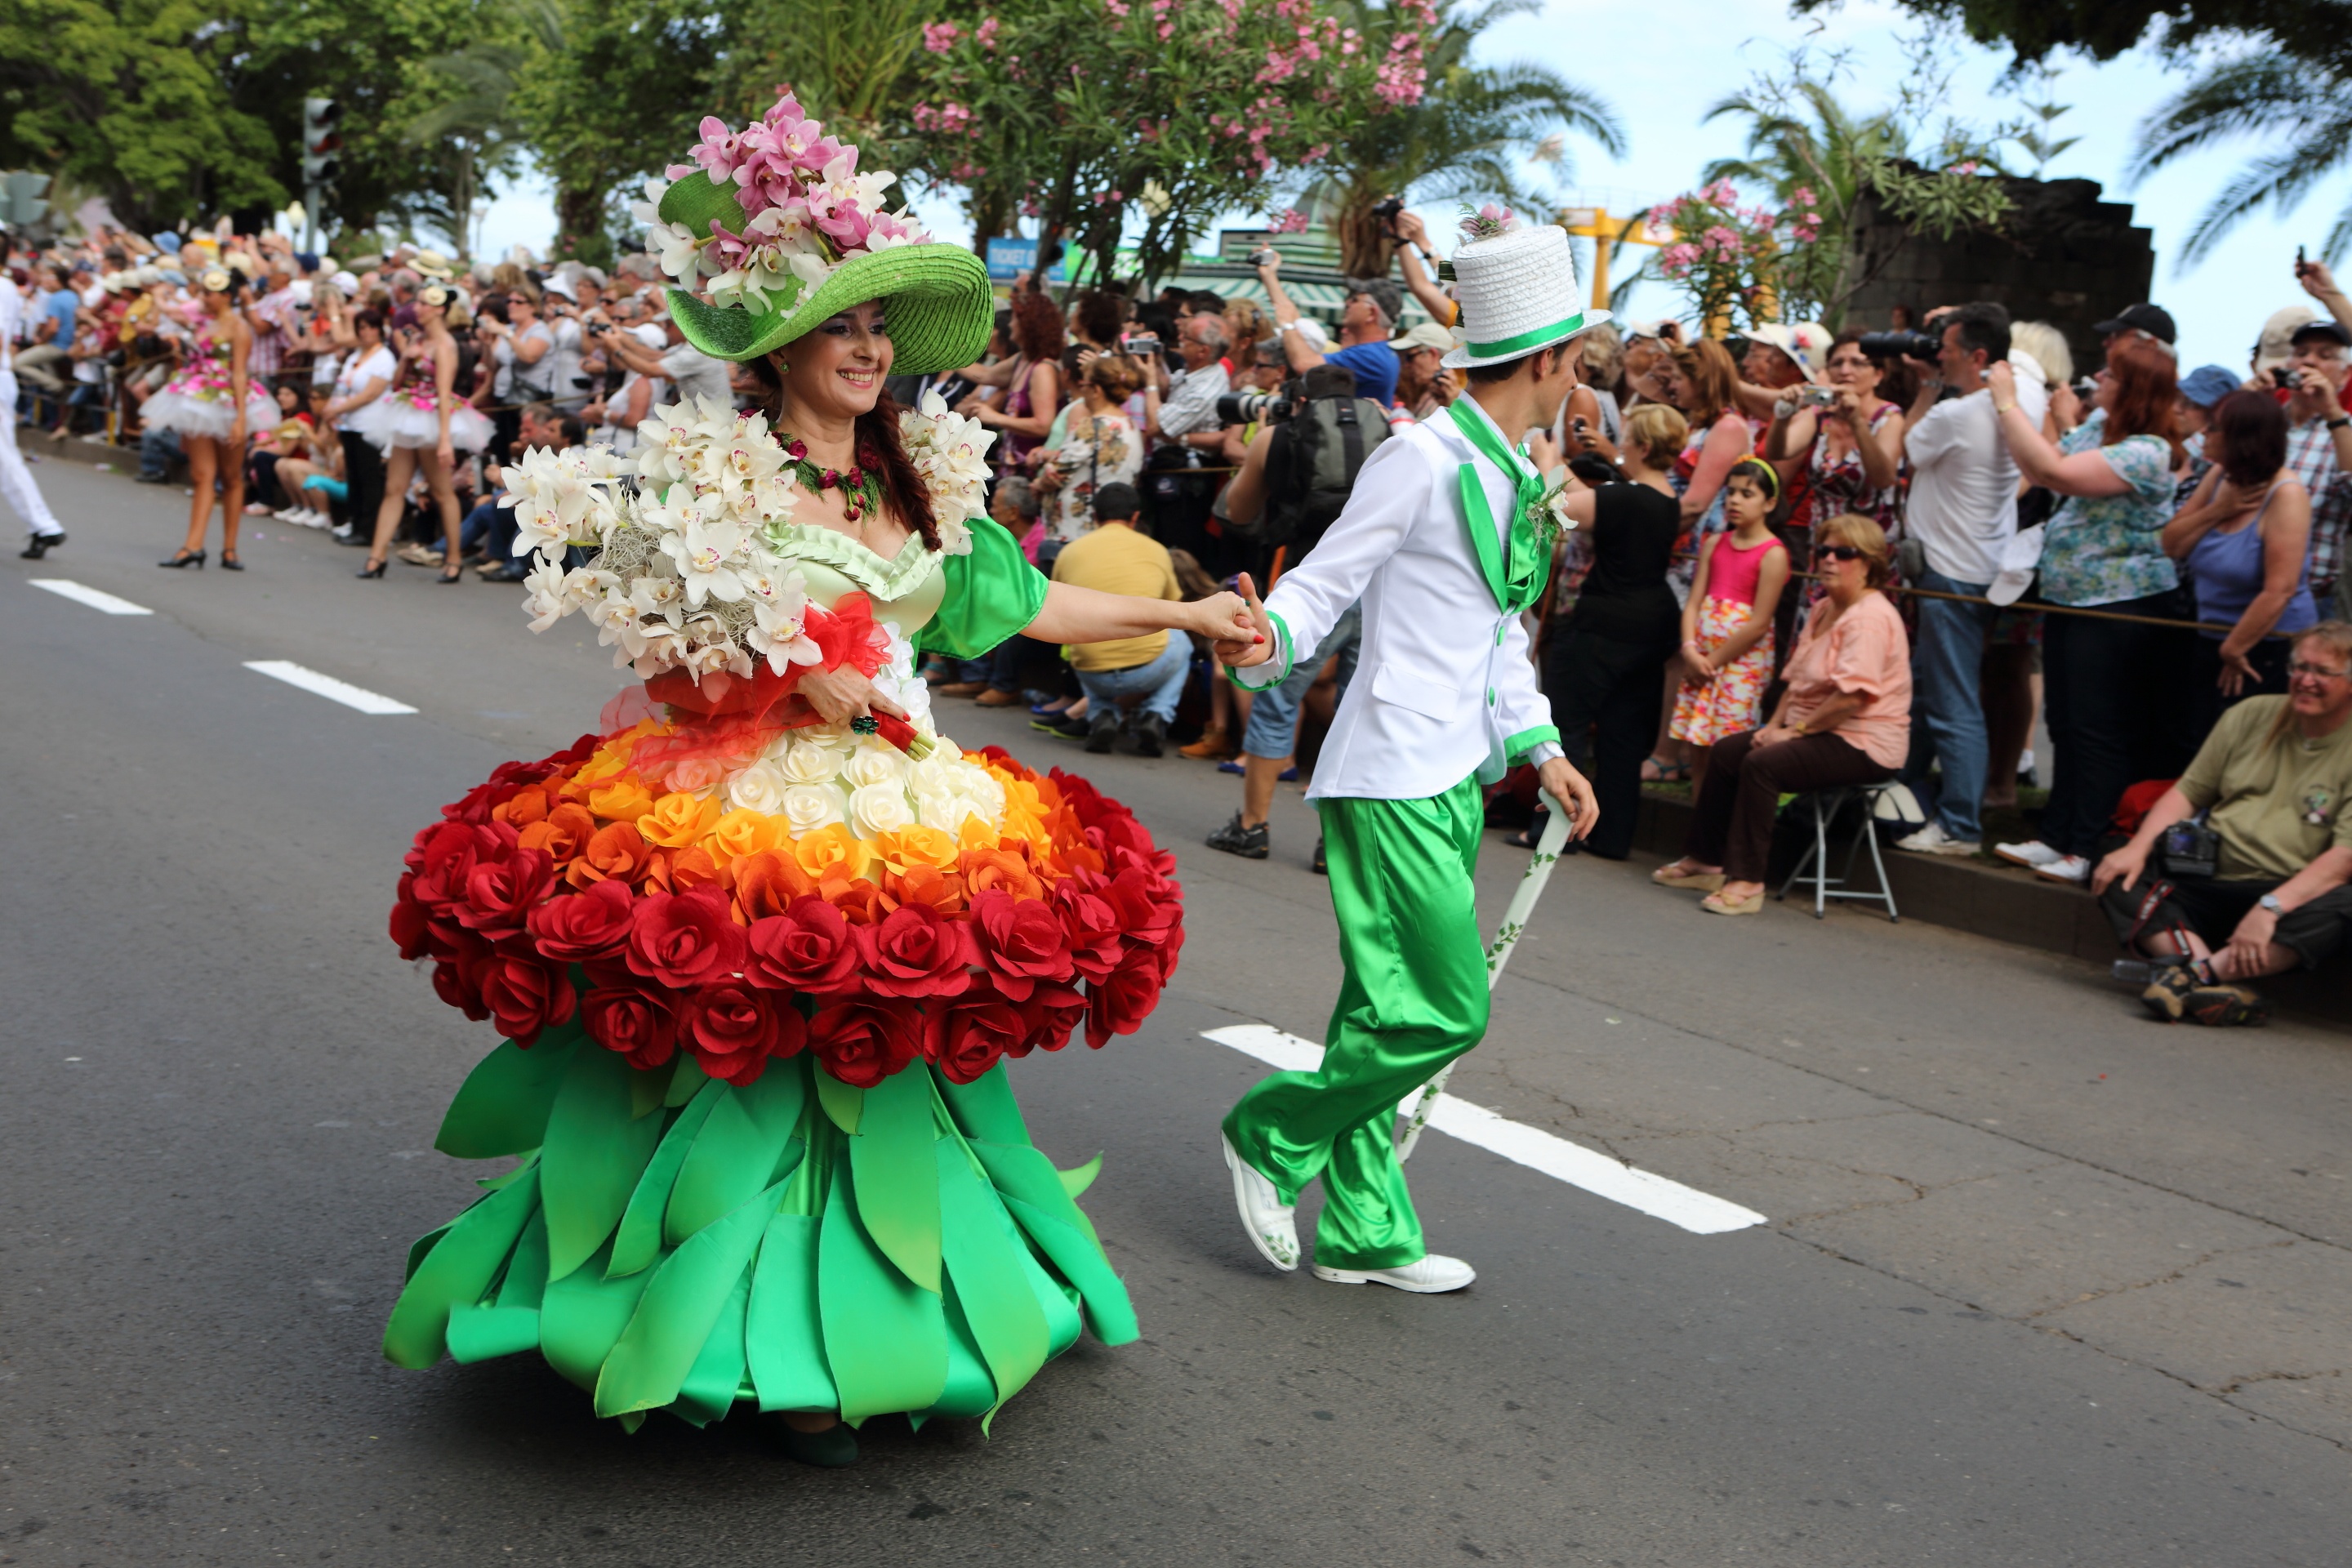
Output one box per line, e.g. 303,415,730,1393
0,234,67,559
1210,221,1601,1293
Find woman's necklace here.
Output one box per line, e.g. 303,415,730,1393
781,435,884,523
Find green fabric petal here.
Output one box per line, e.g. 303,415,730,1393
746,1213,837,1413
543,1048,667,1282
923,518,1049,659
933,1284,1000,1420
382,1165,541,1370
496,1209,552,1309
937,1138,1050,1416
666,1067,804,1243
818,1159,948,1423
608,1081,722,1279
934,1060,1032,1145
672,1269,755,1426
849,1067,942,1294
540,1241,653,1392
594,1179,786,1419
434,1032,581,1158
446,1305,542,1364
814,1069,863,1134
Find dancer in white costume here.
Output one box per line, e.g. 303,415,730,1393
146,266,278,572
0,234,67,560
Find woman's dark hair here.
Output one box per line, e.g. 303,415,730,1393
2207,387,2287,488
1728,452,1781,502
351,307,385,338
1067,288,1125,348
746,354,940,552
2102,336,2185,466
1133,302,1177,345
1008,289,1064,362
1668,338,1740,430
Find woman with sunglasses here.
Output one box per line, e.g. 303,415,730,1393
1655,514,1913,915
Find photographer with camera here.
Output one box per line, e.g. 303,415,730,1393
1384,206,1460,330
599,300,733,409
1763,329,1906,551
1203,358,1392,866
2266,314,2352,616
1257,248,1401,408
531,277,592,412
1883,302,2047,858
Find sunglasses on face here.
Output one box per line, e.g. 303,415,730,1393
1814,544,1865,563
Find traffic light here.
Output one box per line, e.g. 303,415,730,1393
301,97,343,190
0,171,50,230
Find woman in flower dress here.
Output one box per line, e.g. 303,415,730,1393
145,266,278,570
381,92,1257,1468
350,283,495,582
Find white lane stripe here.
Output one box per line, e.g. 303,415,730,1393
29,579,153,616
243,660,417,715
1203,1024,1767,1236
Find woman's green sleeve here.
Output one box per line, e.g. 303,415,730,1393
921,516,1052,658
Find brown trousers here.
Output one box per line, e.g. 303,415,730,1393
1685,728,1894,883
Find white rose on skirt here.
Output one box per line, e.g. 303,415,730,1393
842,739,910,790
775,737,842,785
726,760,791,815
847,781,915,839
779,783,848,833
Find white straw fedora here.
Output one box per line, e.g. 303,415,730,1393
1441,225,1610,370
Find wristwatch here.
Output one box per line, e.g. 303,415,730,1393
2327,416,2350,431
2258,893,2287,916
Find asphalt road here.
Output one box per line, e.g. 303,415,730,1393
2,460,2346,1566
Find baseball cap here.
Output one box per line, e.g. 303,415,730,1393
2092,302,2176,344
1388,321,1456,354
2289,318,2352,350
2254,305,2317,372
541,274,577,302
1343,275,1404,324
2178,365,2241,408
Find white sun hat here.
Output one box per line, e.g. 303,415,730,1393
1441,224,1610,370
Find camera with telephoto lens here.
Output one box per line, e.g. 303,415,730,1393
1858,329,1943,362
1372,194,1406,228
1215,388,1295,425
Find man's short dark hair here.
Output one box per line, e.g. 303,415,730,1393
1091,481,1142,522
1466,340,1574,386
1185,290,1228,319
555,413,588,447
1945,301,2011,365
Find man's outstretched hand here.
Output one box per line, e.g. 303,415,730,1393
1214,572,1276,669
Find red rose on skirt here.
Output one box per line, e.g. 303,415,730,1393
527,878,635,961
808,998,928,1088
744,895,863,995
967,889,1074,1001
681,979,803,1085
1153,919,1186,984
479,954,577,1047
626,884,748,987
431,956,492,1022
934,982,1029,1085
581,982,680,1071
459,848,557,940
390,875,431,960
862,903,974,999
1100,865,1180,947
1085,959,1162,1049
1054,875,1125,982
1018,982,1088,1055
409,820,510,908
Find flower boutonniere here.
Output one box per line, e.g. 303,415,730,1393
1533,464,1577,542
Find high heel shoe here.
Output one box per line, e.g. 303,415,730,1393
158,549,206,569
355,559,388,579
220,551,243,572
435,566,464,584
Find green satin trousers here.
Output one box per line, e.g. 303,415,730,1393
1222,777,1490,1269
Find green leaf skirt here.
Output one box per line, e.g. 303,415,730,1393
382,1023,1138,1432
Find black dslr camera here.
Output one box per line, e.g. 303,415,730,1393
1215,388,1297,425
1858,329,1944,362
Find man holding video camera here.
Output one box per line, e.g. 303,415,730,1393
1258,250,1401,408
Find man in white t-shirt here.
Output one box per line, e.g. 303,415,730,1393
1894,301,2048,855
604,308,731,408
0,235,66,558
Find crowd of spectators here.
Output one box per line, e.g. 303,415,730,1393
8,214,2350,1024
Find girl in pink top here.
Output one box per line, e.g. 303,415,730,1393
1671,458,1790,766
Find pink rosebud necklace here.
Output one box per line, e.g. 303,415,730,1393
781,435,884,523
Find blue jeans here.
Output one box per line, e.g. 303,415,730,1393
1242,604,1362,760
1902,566,1995,841
1073,636,1190,722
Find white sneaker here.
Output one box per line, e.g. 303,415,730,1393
1895,821,1980,856
1994,839,2061,869
1221,1133,1298,1272
2035,854,2091,884
1313,1254,1477,1294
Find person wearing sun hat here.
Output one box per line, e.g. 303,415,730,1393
1214,214,1602,1296
376,87,1258,1469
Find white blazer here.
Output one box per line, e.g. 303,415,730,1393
1236,403,1560,802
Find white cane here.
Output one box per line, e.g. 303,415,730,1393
1395,791,1574,1160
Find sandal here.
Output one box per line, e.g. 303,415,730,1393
1699,889,1765,916
1640,755,1690,785
1651,862,1725,891
1504,805,1550,849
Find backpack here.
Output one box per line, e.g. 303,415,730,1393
1258,368,1391,554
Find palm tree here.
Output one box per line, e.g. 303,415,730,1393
2130,52,2352,264
1308,0,1624,277
404,2,562,256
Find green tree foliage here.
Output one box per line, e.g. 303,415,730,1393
1300,0,1623,277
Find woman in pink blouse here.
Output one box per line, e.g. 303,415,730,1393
1653,513,1914,915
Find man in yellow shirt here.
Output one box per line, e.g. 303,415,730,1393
1049,482,1189,755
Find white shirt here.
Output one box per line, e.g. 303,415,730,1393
1232,403,1559,800
0,277,18,372
333,345,396,432
1902,358,2050,586
660,340,732,408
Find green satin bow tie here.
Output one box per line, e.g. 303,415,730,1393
1450,401,1552,615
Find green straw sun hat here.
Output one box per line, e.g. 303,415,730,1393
645,95,992,376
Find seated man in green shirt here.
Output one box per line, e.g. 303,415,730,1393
2093,622,2352,1024
1049,482,1191,756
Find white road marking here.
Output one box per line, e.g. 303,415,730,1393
243,661,417,715
1203,1024,1768,1236
29,579,152,616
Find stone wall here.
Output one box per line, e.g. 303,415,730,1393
1838,172,2154,372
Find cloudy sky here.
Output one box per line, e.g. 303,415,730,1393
477,0,2338,373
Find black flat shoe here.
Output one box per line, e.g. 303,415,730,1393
355,559,387,579
773,1420,859,1468
19,531,62,559
219,551,243,571
158,549,205,569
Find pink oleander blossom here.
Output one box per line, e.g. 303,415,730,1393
922,20,963,51
975,15,999,47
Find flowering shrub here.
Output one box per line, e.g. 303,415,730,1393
393,734,1183,1089
1647,180,1828,333
498,390,991,684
